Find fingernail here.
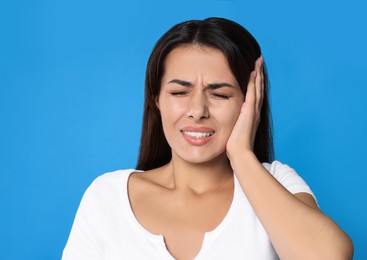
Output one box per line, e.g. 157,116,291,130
252,71,257,78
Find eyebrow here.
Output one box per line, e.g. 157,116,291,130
168,79,192,87
207,82,235,89
168,79,235,89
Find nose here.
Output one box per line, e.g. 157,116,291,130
187,91,209,120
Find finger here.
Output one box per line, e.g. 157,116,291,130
255,57,263,113
244,70,257,111
258,56,265,112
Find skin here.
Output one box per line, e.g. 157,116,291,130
128,45,353,259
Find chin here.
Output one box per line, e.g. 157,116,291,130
174,150,228,165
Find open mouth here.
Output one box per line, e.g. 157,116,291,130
180,130,215,138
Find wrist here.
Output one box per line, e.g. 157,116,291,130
228,149,258,169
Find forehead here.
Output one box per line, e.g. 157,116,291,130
165,45,227,65
163,45,234,79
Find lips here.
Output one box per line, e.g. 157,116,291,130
180,127,215,146
181,130,214,138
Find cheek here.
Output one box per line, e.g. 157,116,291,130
159,97,186,128
218,103,243,129
224,114,240,133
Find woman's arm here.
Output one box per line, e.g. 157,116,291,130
226,57,353,260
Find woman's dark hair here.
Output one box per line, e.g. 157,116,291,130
136,17,273,170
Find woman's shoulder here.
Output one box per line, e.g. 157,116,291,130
129,165,172,189
261,160,315,197
127,167,170,198
81,169,138,201
261,160,295,177
86,167,166,197
89,169,136,189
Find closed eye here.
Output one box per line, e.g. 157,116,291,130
212,93,230,99
170,91,188,96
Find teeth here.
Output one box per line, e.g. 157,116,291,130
182,131,214,138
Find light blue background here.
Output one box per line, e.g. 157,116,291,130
1,0,366,259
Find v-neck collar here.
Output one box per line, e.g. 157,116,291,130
122,170,240,259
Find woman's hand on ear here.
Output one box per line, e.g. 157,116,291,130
226,56,264,161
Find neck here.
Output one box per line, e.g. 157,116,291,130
163,152,233,194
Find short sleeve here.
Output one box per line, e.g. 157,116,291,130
62,169,137,260
262,161,317,202
62,180,104,260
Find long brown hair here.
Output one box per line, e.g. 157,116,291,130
136,17,274,170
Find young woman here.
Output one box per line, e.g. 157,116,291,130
63,18,353,259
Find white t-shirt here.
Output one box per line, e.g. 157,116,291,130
62,161,315,260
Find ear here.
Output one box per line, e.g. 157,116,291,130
155,96,160,109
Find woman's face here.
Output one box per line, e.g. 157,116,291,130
157,45,245,164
